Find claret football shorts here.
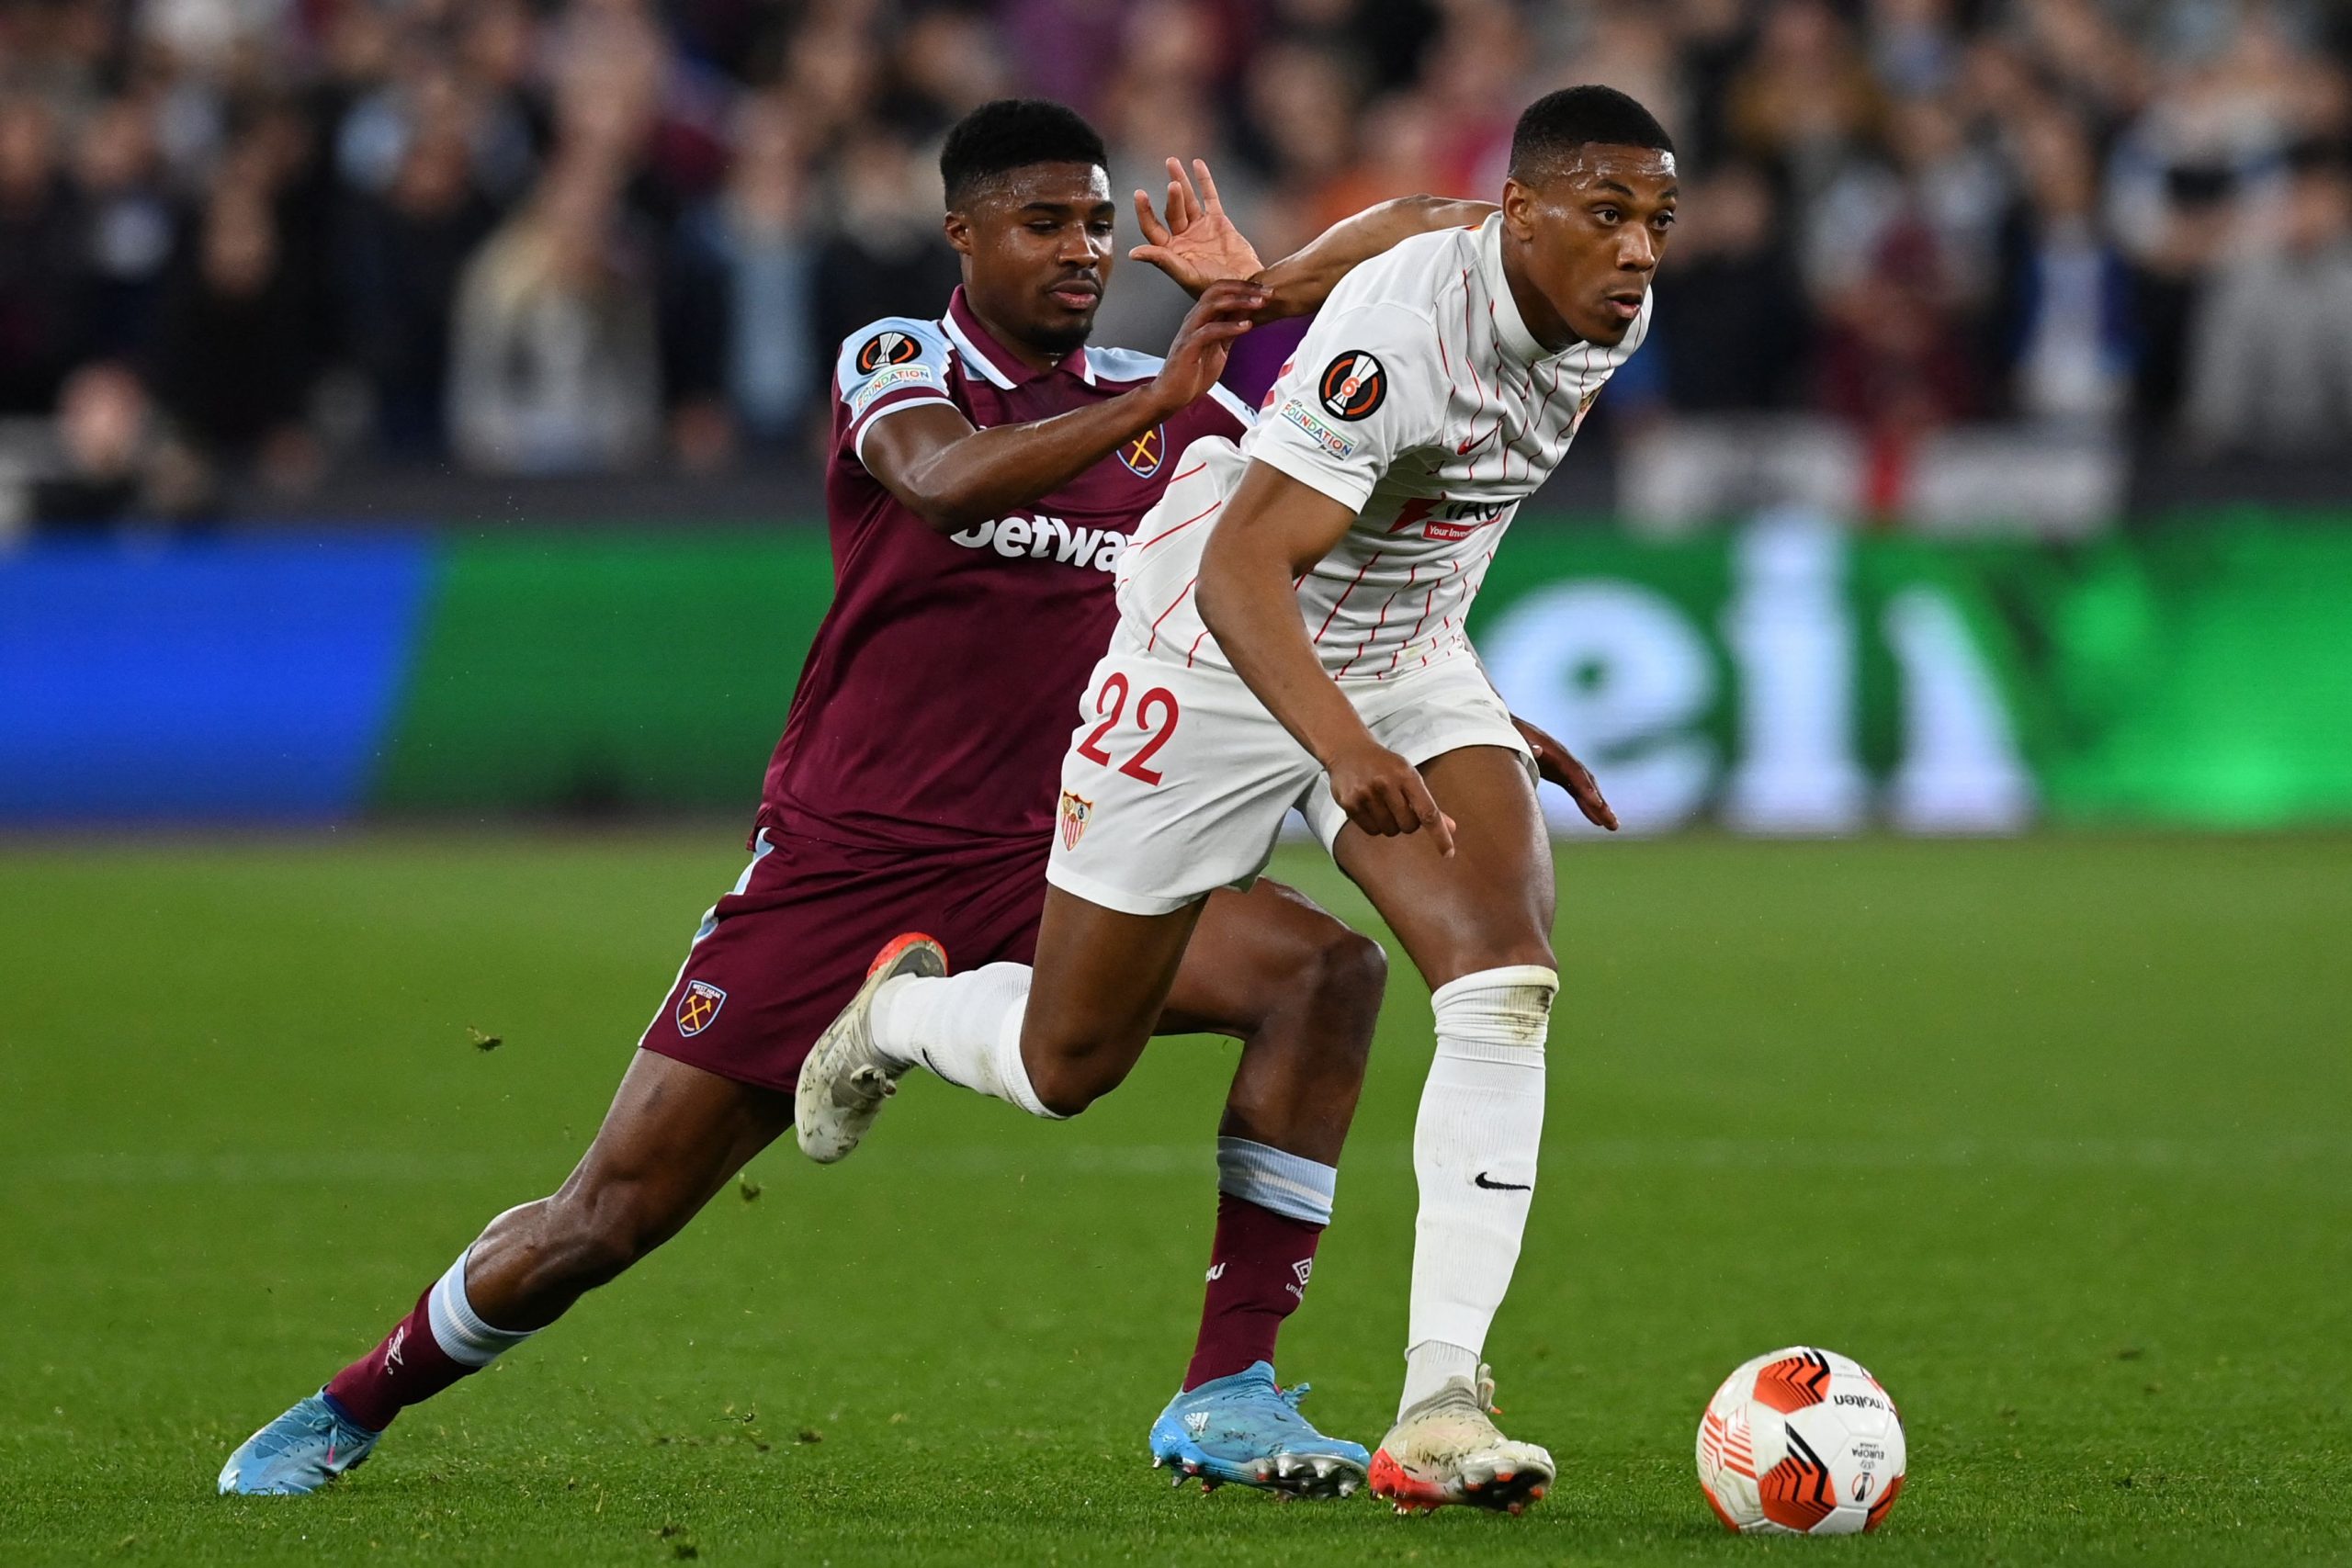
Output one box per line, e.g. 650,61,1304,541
640,826,1047,1091
1045,626,1533,918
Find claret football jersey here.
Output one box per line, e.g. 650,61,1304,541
1117,211,1650,682
757,287,1253,851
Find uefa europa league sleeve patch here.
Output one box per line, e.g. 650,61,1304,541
1317,352,1387,420
855,330,923,375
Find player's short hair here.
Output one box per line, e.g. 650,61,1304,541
939,98,1109,209
1509,85,1676,184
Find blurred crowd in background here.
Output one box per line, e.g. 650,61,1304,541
3,0,2350,525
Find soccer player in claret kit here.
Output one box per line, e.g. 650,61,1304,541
219,101,1548,1499
804,85,1663,1515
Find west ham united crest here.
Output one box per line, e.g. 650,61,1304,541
1057,790,1093,851
1120,424,1164,479
675,978,727,1037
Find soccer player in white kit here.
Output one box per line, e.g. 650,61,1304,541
802,85,1671,1513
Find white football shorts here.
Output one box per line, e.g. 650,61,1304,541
1045,626,1534,917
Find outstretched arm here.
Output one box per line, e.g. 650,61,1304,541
864,279,1265,534
1251,195,1498,319
1131,157,1495,320
1195,460,1458,853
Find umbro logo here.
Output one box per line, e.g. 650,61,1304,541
385,1323,407,1372
1205,1261,1227,1283
1474,1171,1532,1191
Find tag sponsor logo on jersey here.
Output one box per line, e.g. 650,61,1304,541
1278,398,1357,458
1393,495,1510,541
1317,351,1387,420
675,978,726,1037
947,513,1129,573
1120,424,1164,478
1057,790,1093,850
855,329,922,374
848,363,936,414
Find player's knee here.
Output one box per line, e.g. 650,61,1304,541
1024,1044,1134,1118
1304,929,1388,1055
1027,1064,1105,1118
539,1184,671,1289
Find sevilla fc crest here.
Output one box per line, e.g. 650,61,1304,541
675,978,726,1036
1058,790,1093,851
1120,424,1164,478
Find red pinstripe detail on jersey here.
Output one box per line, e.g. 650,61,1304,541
1462,281,1498,480
1484,299,1538,484
1535,355,1569,434
1135,497,1223,551
1336,561,1416,677
1389,558,1459,671
1459,269,1488,481
1461,273,1481,395
1458,546,1500,617
1490,327,1533,400
1183,625,1214,668
1145,574,1200,653
1166,460,1205,486
1310,551,1384,644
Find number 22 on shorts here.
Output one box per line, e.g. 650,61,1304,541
1077,671,1180,784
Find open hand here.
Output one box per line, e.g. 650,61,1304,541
1131,158,1265,298
1148,277,1265,412
1511,716,1618,831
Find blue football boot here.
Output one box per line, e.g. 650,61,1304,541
1148,1362,1369,1499
218,1392,382,1495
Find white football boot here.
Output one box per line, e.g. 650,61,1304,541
794,932,945,1163
1369,1363,1555,1515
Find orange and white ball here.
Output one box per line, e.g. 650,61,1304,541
1695,1347,1906,1535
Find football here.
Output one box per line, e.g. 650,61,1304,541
1695,1347,1906,1535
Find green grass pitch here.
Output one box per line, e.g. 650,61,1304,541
2,832,2346,1565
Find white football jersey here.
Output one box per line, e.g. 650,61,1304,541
1117,211,1650,682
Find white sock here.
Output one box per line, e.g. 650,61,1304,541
1400,1339,1481,1409
1400,964,1556,1416
869,964,1059,1119
427,1238,537,1367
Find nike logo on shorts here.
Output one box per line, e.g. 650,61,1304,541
1474,1171,1531,1191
